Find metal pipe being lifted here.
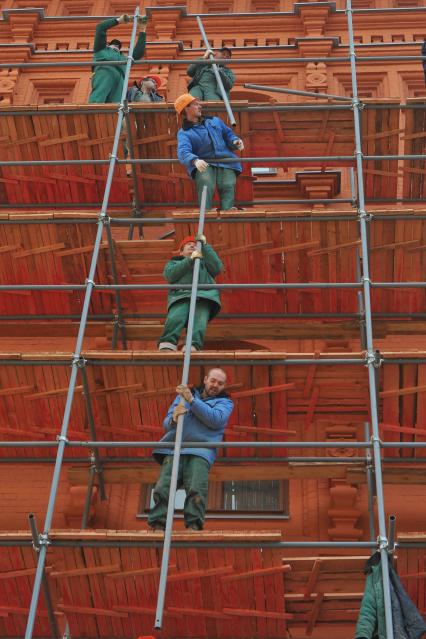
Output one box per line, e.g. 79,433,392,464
347,1,394,636
155,186,208,629
23,10,141,639
196,16,236,126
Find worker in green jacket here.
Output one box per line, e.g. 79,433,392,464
158,235,223,352
88,15,148,104
188,47,235,101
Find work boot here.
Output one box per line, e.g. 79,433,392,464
158,342,177,351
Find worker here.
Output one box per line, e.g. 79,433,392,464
422,38,426,83
158,234,223,352
148,368,234,531
88,14,148,104
187,47,235,101
174,94,243,211
126,74,164,102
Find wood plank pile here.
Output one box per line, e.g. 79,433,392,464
0,530,288,638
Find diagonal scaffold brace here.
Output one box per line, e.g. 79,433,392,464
154,185,208,629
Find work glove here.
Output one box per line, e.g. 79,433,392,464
172,403,187,422
195,233,206,245
138,15,149,25
234,139,244,151
117,14,130,23
203,48,214,59
190,250,203,260
176,384,194,403
194,159,209,173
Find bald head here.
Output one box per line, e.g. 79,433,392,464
203,368,227,397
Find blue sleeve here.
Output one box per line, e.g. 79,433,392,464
218,118,239,150
177,129,198,172
163,395,181,431
189,397,234,431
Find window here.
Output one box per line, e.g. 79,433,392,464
138,479,289,518
251,167,278,176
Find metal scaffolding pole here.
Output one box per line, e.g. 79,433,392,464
244,83,353,102
196,16,236,126
79,365,107,502
346,1,394,636
122,99,144,240
28,514,60,639
104,222,127,349
364,422,376,542
155,186,208,629
23,8,141,639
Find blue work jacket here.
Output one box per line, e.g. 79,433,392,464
177,116,242,178
153,387,234,467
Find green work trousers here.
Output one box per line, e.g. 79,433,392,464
189,84,222,101
195,165,237,210
148,454,210,529
88,67,123,103
159,298,211,350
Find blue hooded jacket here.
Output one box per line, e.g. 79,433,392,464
177,116,242,178
153,386,234,467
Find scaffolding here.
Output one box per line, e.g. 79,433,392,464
0,2,426,638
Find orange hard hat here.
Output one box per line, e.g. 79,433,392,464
174,93,197,114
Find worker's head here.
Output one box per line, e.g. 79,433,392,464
141,75,161,92
108,39,122,51
216,47,232,60
179,235,196,256
174,93,202,121
204,368,227,396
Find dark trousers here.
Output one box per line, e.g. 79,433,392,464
148,454,210,530
195,165,237,210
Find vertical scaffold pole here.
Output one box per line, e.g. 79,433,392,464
155,185,208,629
346,2,394,638
24,8,140,639
196,16,237,127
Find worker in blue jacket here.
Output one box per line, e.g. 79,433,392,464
174,93,243,211
88,14,148,104
148,369,234,531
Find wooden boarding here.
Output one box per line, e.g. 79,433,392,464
402,99,426,201
0,530,288,639
0,101,409,208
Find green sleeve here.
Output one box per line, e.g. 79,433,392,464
355,574,378,639
133,31,146,60
163,258,193,283
93,18,118,53
187,60,202,77
218,66,235,91
201,244,223,277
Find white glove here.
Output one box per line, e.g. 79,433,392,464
117,14,130,23
194,159,209,173
234,139,244,151
203,48,214,59
190,250,203,260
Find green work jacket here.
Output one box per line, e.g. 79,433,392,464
93,18,146,77
163,243,223,317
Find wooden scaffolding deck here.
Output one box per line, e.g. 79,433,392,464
0,100,410,206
